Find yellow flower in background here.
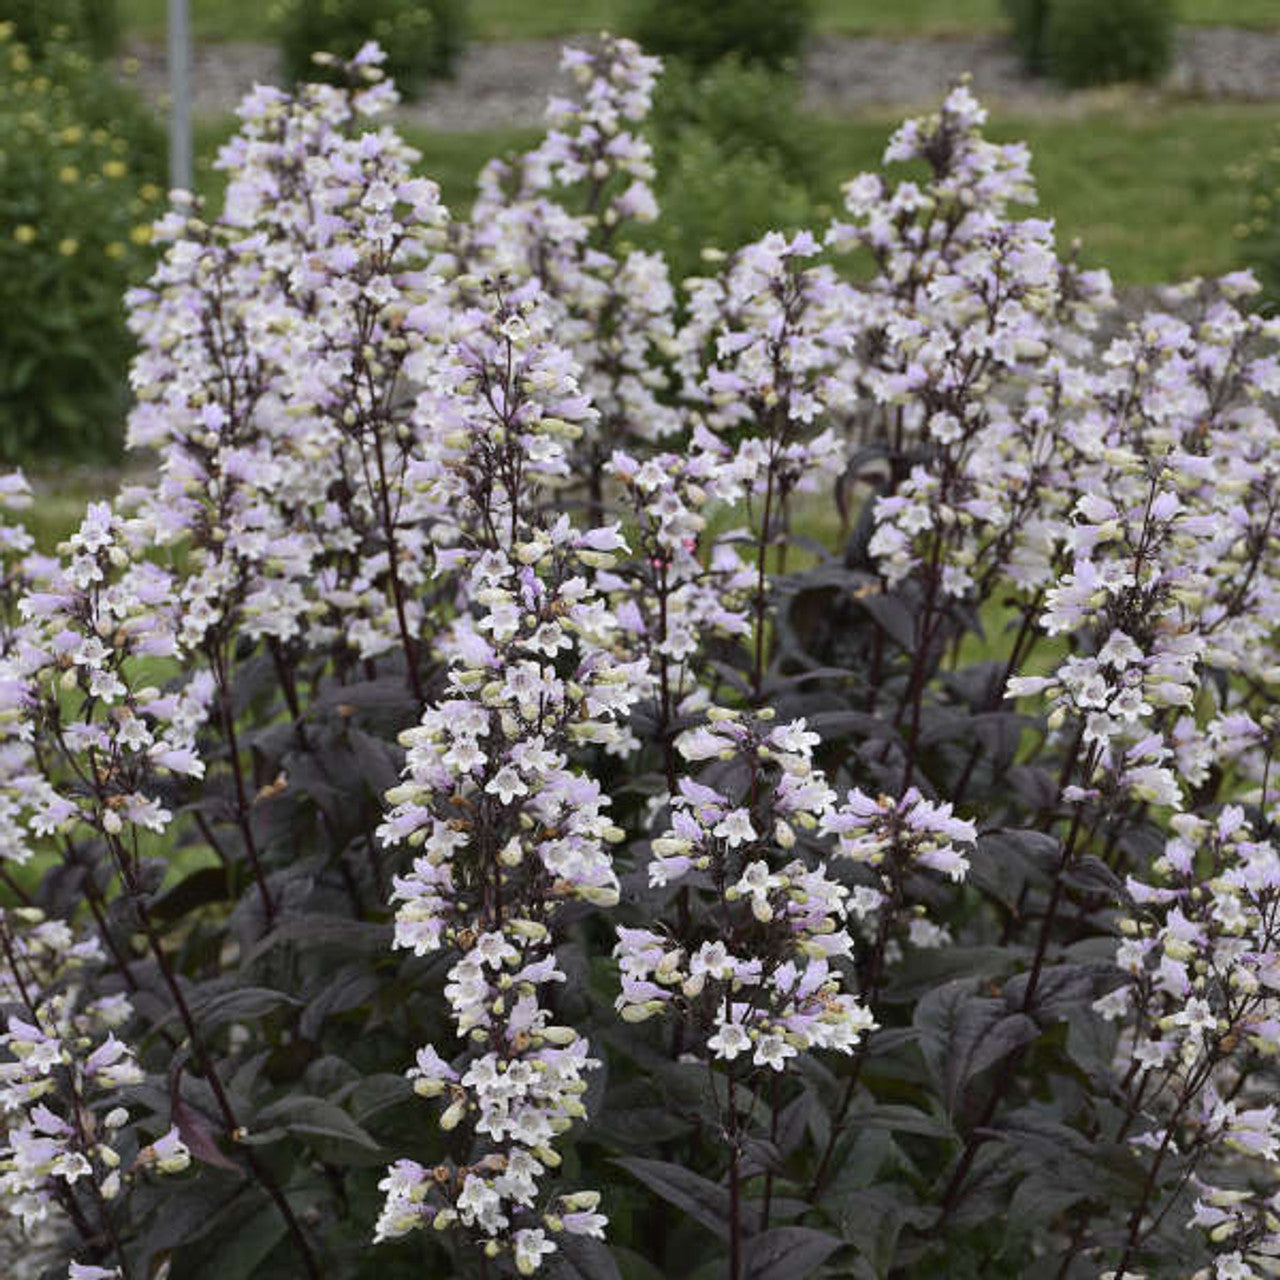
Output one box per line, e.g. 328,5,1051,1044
139,183,161,202
0,21,13,41
12,225,35,245
57,237,78,256
130,225,152,246
59,125,83,144
104,241,125,260
102,160,127,180
9,50,30,73
58,166,79,184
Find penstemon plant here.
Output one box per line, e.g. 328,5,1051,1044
4,35,1280,1280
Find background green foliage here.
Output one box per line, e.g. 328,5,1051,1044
1230,121,1280,306
640,58,820,277
1003,0,1050,72
113,0,1280,42
273,0,467,97
0,25,164,461
1006,0,1174,85
0,0,120,58
625,0,813,70
1044,0,1174,87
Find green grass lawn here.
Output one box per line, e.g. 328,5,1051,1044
119,0,278,42
395,103,1279,286
810,101,1280,285
116,0,1280,44
180,99,1278,288
810,0,1280,35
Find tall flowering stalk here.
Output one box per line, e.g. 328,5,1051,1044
9,503,325,1276
0,910,189,1280
373,288,649,1273
614,708,875,1278
463,35,679,504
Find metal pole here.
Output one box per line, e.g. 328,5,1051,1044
167,0,193,194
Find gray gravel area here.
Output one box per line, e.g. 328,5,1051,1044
119,26,1280,131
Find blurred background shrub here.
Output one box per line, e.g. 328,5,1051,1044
1004,0,1051,74
642,57,819,278
1005,0,1173,87
1231,122,1280,307
0,0,119,59
625,0,813,71
1045,0,1173,87
0,23,164,460
274,0,467,98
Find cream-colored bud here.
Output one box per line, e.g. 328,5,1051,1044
653,837,692,858
508,919,548,942
619,1002,660,1023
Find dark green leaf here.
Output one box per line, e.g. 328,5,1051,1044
851,1103,953,1141
594,1106,693,1149
252,1094,382,1159
245,915,391,964
743,1227,841,1280
915,980,1038,1116
547,1235,623,1280
194,987,300,1035
612,1157,730,1240
184,1198,288,1280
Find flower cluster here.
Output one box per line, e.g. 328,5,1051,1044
130,50,452,673
0,911,189,1263
373,290,649,1270
830,85,1113,604
464,34,679,498
820,787,977,959
615,712,875,1071
1090,807,1280,1278
13,502,207,851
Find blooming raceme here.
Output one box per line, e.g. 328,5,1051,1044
616,711,876,1071
14,501,208,853
0,910,188,1264
373,289,649,1270
463,34,679,483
